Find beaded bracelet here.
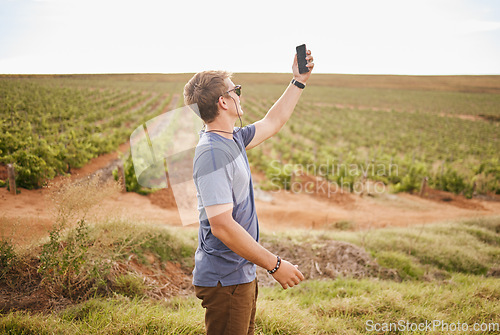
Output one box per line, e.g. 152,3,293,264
267,255,281,274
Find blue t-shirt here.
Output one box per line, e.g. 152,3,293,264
192,125,258,287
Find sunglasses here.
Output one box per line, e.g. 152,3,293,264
224,85,242,97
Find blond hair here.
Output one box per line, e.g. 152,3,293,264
183,70,232,123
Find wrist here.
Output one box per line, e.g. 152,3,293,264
291,78,306,89
267,255,281,274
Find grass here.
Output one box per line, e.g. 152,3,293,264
1,216,499,334
1,274,498,334
0,296,205,335
258,275,500,334
262,216,500,278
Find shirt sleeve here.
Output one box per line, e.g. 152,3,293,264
237,124,256,148
194,148,234,207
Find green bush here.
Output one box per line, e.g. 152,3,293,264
394,162,428,193
433,166,471,197
38,219,108,299
113,153,152,195
10,151,50,189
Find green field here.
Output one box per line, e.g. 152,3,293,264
238,74,500,197
1,73,499,195
0,75,184,189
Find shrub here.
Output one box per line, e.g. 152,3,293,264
393,162,428,193
38,219,107,299
433,166,471,197
37,177,122,299
113,153,152,195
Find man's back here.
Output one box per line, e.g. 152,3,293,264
192,125,258,287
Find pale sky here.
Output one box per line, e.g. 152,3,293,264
1,0,499,75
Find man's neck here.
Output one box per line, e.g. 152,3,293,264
205,119,236,140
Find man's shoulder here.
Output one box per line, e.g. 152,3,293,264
195,135,241,162
194,145,228,165
193,138,242,176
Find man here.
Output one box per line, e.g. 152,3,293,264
183,48,314,335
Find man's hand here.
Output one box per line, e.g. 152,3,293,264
271,259,305,289
246,48,315,150
292,49,314,83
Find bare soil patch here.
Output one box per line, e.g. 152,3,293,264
257,239,399,287
420,187,487,210
0,256,51,313
113,254,193,300
149,188,177,209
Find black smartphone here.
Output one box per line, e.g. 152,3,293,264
296,44,309,74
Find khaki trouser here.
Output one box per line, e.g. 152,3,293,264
195,278,258,335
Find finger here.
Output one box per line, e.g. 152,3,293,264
282,283,288,290
295,268,305,281
307,50,311,55
306,55,313,62
306,62,314,68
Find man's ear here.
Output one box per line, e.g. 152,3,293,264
218,96,229,110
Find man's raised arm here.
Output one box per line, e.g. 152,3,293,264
246,49,314,150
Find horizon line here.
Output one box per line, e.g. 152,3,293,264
1,72,500,77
